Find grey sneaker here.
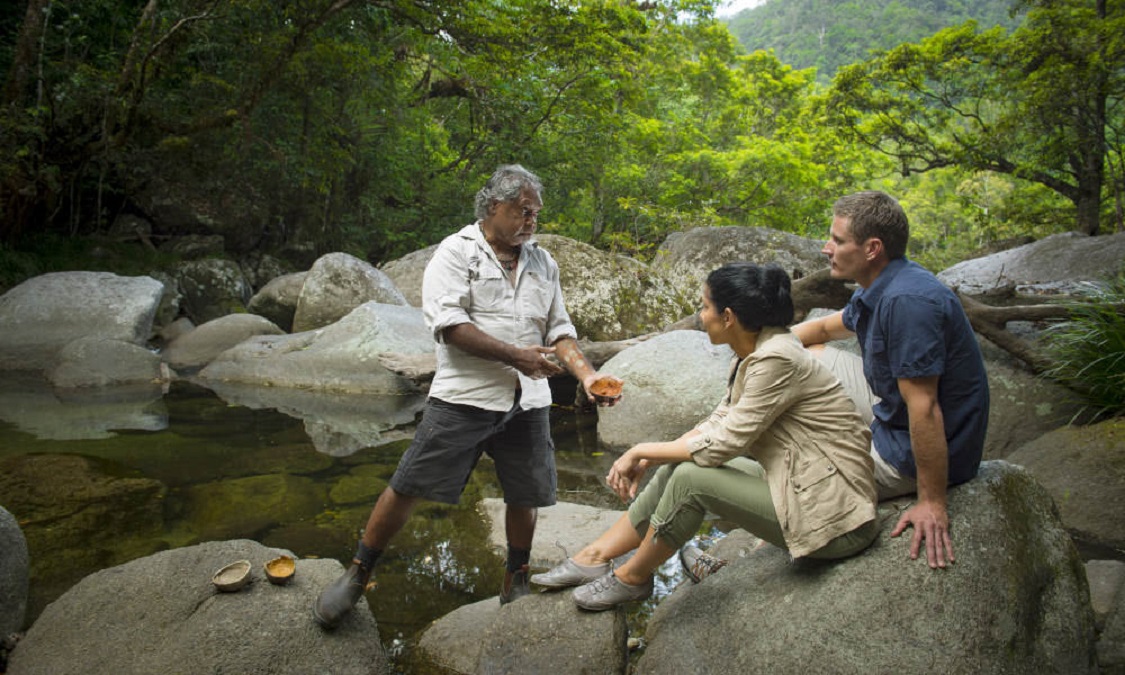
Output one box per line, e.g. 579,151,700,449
572,572,653,611
679,544,727,583
530,558,610,589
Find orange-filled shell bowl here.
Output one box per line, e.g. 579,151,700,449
264,555,296,585
589,377,623,399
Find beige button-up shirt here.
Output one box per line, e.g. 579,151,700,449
423,223,577,412
687,328,877,558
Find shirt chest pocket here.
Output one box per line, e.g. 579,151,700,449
519,271,554,320
468,264,511,310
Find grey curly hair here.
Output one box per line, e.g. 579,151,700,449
474,164,543,220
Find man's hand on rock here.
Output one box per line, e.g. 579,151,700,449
890,499,953,569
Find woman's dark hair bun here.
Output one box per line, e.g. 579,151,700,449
706,262,794,330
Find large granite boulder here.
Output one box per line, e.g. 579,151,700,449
651,225,828,296
46,337,165,389
195,302,432,395
413,592,628,675
0,505,29,638
4,540,388,675
379,244,436,307
174,258,252,324
937,231,1125,296
1098,560,1125,673
1087,560,1125,632
1006,418,1125,556
0,272,163,372
246,271,306,332
536,234,693,341
146,269,183,331
162,313,285,374
292,253,408,333
637,461,1096,674
596,330,733,449
982,354,1088,460
238,252,293,291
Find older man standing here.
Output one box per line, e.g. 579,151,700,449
792,190,989,570
314,165,620,629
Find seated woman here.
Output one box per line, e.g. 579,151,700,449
530,262,879,610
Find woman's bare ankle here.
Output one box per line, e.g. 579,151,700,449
572,549,606,567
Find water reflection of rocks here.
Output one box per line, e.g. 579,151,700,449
200,380,426,456
0,373,168,440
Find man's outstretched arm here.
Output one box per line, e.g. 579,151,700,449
791,310,853,347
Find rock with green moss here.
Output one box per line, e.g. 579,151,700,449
1006,418,1125,555
536,234,693,340
0,454,168,623
638,461,1097,674
329,465,389,505
174,259,251,324
246,272,306,332
177,473,325,541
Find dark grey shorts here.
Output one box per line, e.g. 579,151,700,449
389,395,557,507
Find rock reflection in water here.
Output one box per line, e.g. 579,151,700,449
0,372,167,440
201,380,426,456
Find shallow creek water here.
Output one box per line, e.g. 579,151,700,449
0,376,692,668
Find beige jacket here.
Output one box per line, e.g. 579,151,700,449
686,328,877,558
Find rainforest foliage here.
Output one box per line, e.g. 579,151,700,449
725,0,1023,82
0,0,1122,280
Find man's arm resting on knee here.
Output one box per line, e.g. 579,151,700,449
791,311,853,347
890,375,954,569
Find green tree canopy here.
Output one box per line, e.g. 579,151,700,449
828,0,1125,235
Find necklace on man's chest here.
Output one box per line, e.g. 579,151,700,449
495,246,520,273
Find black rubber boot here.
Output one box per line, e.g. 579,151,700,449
312,562,371,629
499,564,531,605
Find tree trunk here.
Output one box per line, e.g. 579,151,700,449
3,0,51,107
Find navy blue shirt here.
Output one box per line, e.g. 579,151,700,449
842,258,989,485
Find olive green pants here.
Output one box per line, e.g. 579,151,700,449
627,457,877,559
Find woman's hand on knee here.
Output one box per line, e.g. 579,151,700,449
607,451,647,501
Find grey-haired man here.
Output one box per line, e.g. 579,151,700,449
314,164,620,629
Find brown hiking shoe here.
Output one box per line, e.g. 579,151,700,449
679,544,727,583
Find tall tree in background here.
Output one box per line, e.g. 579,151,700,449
829,0,1124,235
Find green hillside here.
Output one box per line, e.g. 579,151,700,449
726,0,1024,80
